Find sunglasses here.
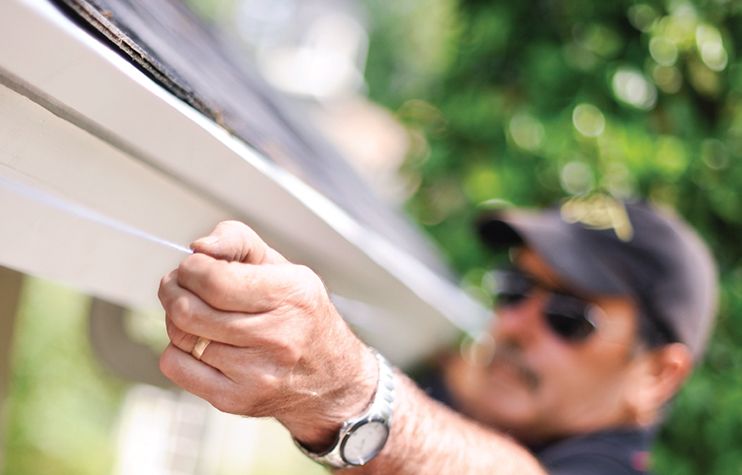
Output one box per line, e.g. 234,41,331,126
492,269,599,343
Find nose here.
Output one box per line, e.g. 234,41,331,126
493,291,549,346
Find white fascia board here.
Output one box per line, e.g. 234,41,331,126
0,0,489,365
0,83,232,304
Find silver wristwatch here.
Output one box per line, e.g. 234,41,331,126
294,349,395,468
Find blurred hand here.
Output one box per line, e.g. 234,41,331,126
157,221,377,448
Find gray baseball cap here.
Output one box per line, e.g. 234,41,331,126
477,195,718,361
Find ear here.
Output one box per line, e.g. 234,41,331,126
625,343,693,426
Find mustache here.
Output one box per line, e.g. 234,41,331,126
488,343,541,392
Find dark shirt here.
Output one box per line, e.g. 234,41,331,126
418,369,654,474
532,427,653,474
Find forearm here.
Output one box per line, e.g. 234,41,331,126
336,373,546,475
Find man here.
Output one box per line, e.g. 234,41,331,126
157,194,717,474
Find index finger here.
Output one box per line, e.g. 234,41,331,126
177,252,306,313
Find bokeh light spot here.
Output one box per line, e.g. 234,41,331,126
508,113,545,152
652,65,683,93
701,139,730,170
660,4,698,50
649,36,679,66
688,59,721,96
463,165,501,204
572,103,605,137
701,42,728,72
696,24,728,72
655,135,688,177
560,161,594,195
627,4,658,32
612,68,657,110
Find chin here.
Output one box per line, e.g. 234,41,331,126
485,404,537,432
466,387,540,434
449,361,542,435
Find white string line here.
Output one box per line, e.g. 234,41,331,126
0,174,193,255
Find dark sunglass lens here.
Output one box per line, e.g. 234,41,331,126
545,312,594,341
544,295,596,342
492,270,534,308
492,270,534,306
496,291,529,307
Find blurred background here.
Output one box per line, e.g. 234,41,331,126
3,0,742,473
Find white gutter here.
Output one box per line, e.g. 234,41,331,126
0,0,489,365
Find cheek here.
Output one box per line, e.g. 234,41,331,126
533,347,632,427
539,342,610,390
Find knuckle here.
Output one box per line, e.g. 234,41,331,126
177,256,192,274
304,266,326,295
258,334,301,366
157,276,168,300
233,325,258,347
254,372,280,393
202,264,230,297
221,219,247,231
170,325,192,350
159,349,178,380
227,220,255,240
181,256,230,301
219,220,253,239
290,265,327,311
165,318,177,341
168,296,192,327
294,264,318,283
220,221,256,248
277,344,302,367
179,252,209,274
157,272,177,304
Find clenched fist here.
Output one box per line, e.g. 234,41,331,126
157,221,378,449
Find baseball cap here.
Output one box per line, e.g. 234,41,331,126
476,194,718,361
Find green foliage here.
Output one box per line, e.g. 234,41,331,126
365,0,742,472
3,279,124,475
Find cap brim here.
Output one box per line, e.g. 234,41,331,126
477,210,631,298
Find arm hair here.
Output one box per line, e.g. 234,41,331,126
336,372,547,475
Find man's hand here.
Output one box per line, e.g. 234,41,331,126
157,221,378,449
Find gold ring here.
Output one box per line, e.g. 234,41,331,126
191,336,211,361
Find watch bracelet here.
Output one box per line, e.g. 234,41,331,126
293,348,396,468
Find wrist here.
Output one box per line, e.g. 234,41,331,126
286,343,379,450
294,349,396,468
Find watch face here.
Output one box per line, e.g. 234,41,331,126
341,420,390,466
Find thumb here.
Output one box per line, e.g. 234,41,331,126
190,220,287,264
